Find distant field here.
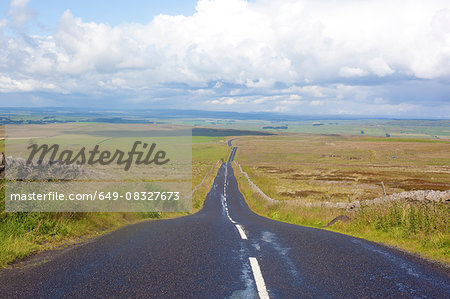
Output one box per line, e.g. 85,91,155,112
192,127,273,137
3,109,449,139
176,119,450,139
360,137,450,143
192,136,223,143
234,134,450,203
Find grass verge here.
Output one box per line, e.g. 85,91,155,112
0,192,162,268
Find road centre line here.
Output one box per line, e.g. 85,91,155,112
249,257,270,299
235,224,248,240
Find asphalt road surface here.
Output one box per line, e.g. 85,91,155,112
0,146,449,298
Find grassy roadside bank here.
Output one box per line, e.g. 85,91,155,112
0,191,162,268
234,163,450,265
0,136,229,268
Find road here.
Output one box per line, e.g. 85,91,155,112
0,146,449,298
227,138,237,147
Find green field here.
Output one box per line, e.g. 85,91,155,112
175,118,450,139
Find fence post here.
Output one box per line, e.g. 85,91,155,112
381,181,387,196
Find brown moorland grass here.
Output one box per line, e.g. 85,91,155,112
234,134,450,203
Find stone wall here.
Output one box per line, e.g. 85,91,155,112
4,156,103,180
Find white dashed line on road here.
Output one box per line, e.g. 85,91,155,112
249,257,270,299
235,224,248,240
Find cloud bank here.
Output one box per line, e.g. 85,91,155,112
0,0,449,116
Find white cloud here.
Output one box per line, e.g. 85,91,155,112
7,0,35,28
207,97,238,105
0,75,57,92
289,94,302,100
0,19,8,28
368,58,394,77
284,85,327,98
374,97,386,104
310,100,323,106
190,88,216,96
339,67,368,78
0,0,449,116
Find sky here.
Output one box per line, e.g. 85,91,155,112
0,0,449,117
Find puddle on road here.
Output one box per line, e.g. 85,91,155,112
260,231,302,284
251,242,260,251
229,247,258,299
